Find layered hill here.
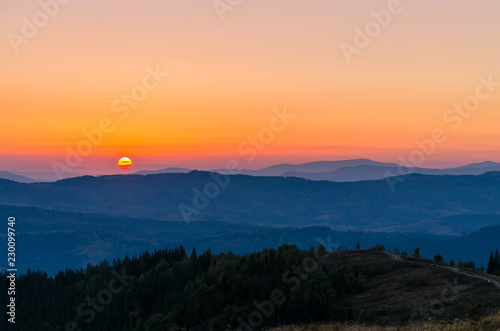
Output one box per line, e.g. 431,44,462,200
0,171,36,183
1,171,500,233
1,204,499,275
284,163,500,182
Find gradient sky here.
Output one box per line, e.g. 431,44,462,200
2,0,500,174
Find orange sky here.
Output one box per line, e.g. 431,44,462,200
1,0,500,174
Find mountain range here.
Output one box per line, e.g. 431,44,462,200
2,170,500,233
1,169,500,274
3,159,500,183
0,171,36,183
142,159,500,181
0,170,82,182
283,161,500,182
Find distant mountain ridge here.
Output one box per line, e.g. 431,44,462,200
133,167,192,175
139,159,500,181
2,171,84,182
3,159,500,183
455,161,500,169
283,163,500,182
212,159,399,176
0,171,36,183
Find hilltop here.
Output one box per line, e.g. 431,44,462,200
325,250,500,324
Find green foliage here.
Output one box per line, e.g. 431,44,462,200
413,247,420,257
458,258,475,270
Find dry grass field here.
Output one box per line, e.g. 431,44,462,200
269,312,500,330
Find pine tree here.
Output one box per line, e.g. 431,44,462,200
433,253,443,264
487,252,495,274
495,249,500,272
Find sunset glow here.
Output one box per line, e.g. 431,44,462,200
2,0,500,174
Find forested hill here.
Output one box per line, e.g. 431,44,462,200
2,245,499,330
2,203,500,275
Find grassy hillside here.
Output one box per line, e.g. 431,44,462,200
325,251,499,324
269,313,500,330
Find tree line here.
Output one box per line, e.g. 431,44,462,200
1,244,390,330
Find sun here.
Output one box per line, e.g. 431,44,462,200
118,157,132,170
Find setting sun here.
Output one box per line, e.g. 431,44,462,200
118,157,132,170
